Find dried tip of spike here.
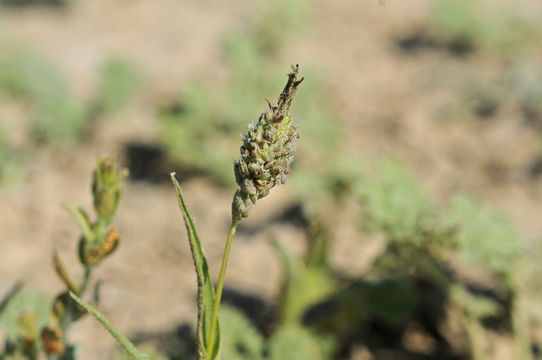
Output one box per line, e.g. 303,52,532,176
291,64,304,82
277,64,304,115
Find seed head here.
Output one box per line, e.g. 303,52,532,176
92,157,127,223
232,65,303,221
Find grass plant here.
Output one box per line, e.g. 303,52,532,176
71,66,304,360
0,157,126,359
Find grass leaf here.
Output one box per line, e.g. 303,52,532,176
171,173,219,359
69,292,148,360
64,204,94,242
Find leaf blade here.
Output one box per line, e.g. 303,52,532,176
69,292,148,360
64,204,94,242
171,173,219,359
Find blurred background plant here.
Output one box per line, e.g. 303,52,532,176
91,57,142,119
429,0,541,55
0,129,18,181
0,157,126,359
0,49,86,142
158,0,340,192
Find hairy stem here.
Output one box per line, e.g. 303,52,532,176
206,219,239,357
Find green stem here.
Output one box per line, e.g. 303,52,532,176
512,292,532,360
78,266,92,295
206,219,239,357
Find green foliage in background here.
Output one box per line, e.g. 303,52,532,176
271,238,337,326
354,158,540,360
356,159,525,290
509,59,542,126
0,130,15,180
440,56,542,126
219,306,333,360
356,160,454,293
0,50,86,142
430,0,541,53
0,291,51,339
357,159,437,241
94,58,141,116
218,306,263,360
450,284,500,321
267,325,329,360
424,0,542,151
0,50,142,146
0,274,52,360
447,194,523,283
159,0,340,191
160,84,236,186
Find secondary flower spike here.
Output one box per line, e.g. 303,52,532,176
232,65,303,221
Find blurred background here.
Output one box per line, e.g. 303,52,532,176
2,0,542,359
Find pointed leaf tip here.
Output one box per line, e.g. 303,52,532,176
64,204,94,242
